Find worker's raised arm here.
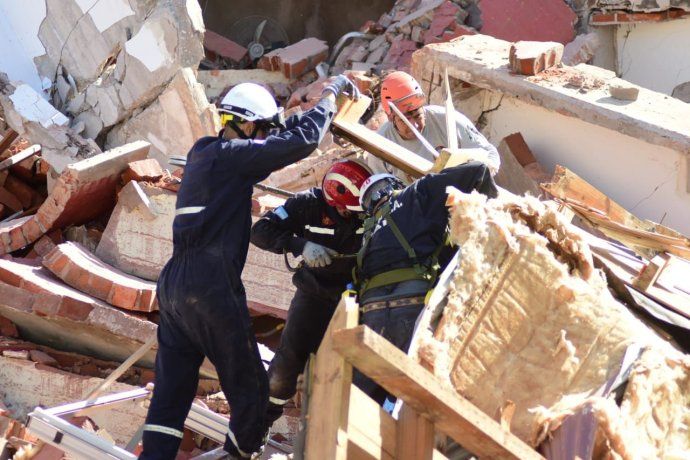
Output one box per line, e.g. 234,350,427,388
234,75,361,179
250,192,312,256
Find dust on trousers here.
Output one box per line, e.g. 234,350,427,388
139,98,336,459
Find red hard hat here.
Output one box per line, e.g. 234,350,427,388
322,160,372,212
380,71,425,115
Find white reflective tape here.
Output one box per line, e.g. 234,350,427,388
305,225,335,235
346,204,364,211
143,424,184,439
175,206,206,216
269,396,290,405
356,227,365,234
227,428,251,458
324,172,361,196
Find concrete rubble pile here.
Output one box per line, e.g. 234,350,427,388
413,189,690,458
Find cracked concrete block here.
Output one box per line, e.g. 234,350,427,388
106,67,218,168
0,73,101,173
34,0,205,139
96,183,175,281
0,354,146,444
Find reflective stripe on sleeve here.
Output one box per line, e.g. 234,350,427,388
142,424,184,439
175,206,206,216
304,225,335,235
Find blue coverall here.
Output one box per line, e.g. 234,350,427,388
139,98,336,459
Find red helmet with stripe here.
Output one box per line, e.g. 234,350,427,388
322,160,372,212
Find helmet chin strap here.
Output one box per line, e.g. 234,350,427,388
227,120,260,140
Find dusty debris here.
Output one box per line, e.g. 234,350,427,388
509,41,564,76
414,189,684,449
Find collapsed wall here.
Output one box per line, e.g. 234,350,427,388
414,190,689,457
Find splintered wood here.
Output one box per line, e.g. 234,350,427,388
413,190,690,457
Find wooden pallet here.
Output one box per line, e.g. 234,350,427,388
300,293,543,460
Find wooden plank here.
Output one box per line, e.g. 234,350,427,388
303,294,359,460
0,130,18,156
633,253,671,292
332,96,433,178
397,404,434,460
347,385,396,459
332,326,543,460
493,138,542,197
543,165,688,240
0,144,40,172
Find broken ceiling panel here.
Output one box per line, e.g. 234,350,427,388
595,0,690,12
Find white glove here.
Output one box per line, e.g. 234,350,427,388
302,242,338,268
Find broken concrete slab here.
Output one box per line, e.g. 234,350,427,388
42,242,158,313
563,33,600,66
96,183,175,281
105,68,218,168
35,0,205,139
96,182,293,317
0,141,149,254
412,34,690,234
122,159,164,184
0,261,157,367
0,354,146,445
0,74,101,173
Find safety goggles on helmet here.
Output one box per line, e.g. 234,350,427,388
359,174,405,215
219,110,285,139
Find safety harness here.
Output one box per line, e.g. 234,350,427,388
354,193,449,298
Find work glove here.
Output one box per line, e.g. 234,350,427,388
302,241,338,268
321,75,360,101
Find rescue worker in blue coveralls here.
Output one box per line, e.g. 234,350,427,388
250,159,372,430
139,75,360,460
353,162,498,406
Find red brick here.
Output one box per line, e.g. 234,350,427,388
263,38,329,80
204,30,247,63
0,187,22,212
33,235,58,258
29,349,59,366
590,9,688,25
42,242,158,313
56,297,94,321
509,41,564,76
0,314,18,337
121,159,164,184
4,175,41,209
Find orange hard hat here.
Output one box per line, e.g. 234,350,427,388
380,71,425,115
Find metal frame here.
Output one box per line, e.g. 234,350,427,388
26,387,229,459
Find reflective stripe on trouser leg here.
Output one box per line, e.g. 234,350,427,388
227,428,251,458
142,424,184,439
269,396,290,405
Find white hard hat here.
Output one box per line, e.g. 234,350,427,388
219,83,282,122
359,173,405,214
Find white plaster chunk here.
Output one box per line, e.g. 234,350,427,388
85,0,135,33
125,21,172,72
185,0,205,33
8,83,69,128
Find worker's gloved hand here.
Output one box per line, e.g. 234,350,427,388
302,242,338,268
322,75,360,101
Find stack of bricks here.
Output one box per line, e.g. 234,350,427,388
334,0,478,74
258,38,329,80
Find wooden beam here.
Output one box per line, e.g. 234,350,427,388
332,96,433,178
332,326,543,460
0,144,40,172
303,294,359,460
0,130,18,156
397,404,434,460
633,253,671,292
542,165,688,240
